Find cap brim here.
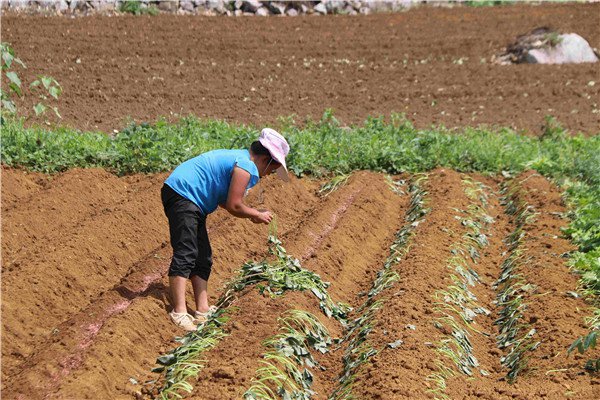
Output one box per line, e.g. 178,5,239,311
276,166,290,182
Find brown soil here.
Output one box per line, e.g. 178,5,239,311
2,167,598,399
2,3,599,135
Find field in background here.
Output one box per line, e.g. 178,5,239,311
1,3,599,135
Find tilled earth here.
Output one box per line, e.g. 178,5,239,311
2,3,599,135
2,167,599,399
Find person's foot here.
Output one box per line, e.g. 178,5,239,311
193,305,217,323
169,311,197,332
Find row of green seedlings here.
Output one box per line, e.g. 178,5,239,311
493,178,541,383
243,310,332,399
152,223,350,400
328,174,431,400
426,177,495,399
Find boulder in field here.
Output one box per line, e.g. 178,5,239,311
526,33,599,64
496,27,599,65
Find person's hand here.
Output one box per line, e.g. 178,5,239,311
251,210,273,224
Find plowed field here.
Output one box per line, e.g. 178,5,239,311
1,3,599,135
1,167,598,399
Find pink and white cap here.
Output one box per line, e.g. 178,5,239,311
259,128,290,182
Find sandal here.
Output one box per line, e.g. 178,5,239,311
193,305,218,323
169,311,198,332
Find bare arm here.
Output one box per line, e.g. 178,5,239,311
224,167,272,224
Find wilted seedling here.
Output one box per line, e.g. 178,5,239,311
245,310,329,399
319,173,351,197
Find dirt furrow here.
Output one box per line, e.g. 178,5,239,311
440,175,513,399
286,172,407,307
3,244,169,399
0,172,167,375
486,172,597,399
2,169,597,399
349,169,484,398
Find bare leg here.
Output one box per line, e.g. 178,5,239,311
169,276,188,314
191,275,210,313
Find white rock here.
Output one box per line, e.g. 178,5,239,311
343,4,357,15
349,0,363,9
314,2,327,14
255,6,269,16
364,0,393,12
266,1,286,15
69,0,85,11
526,33,599,64
55,0,68,12
325,0,345,13
8,0,29,9
286,7,298,16
180,0,195,12
206,0,225,13
157,1,178,12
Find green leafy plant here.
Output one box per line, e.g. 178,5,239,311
1,42,26,116
318,173,351,197
493,181,541,383
428,177,494,397
119,0,159,16
153,309,232,399
545,32,563,47
568,310,599,371
153,226,348,399
30,75,62,118
1,42,62,123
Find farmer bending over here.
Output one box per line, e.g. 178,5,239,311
161,128,290,331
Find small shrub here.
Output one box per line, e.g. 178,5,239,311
119,0,159,16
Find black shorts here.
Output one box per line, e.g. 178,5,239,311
161,184,213,280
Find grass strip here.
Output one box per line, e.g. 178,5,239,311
2,114,598,183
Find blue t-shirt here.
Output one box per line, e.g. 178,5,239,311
165,149,259,215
